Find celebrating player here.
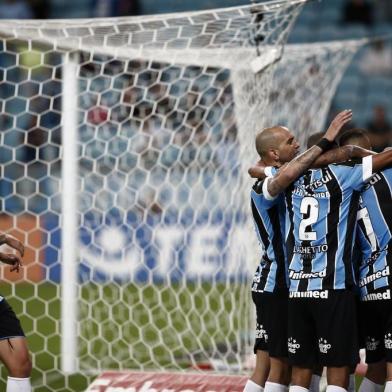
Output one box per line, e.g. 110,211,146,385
245,110,354,392
339,129,391,392
0,233,32,392
269,137,392,392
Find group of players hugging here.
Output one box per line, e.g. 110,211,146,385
244,110,392,392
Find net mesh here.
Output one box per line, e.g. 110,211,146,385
0,1,365,390
265,40,366,147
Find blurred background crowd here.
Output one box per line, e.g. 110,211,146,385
0,0,391,215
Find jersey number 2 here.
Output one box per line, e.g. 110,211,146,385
299,197,319,241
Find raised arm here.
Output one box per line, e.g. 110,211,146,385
265,110,353,198
312,145,375,168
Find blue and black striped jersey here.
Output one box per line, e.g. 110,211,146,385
251,179,288,293
357,168,392,300
285,157,373,292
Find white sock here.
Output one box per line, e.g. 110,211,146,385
385,381,392,392
309,374,321,392
289,387,309,392
6,377,31,392
347,374,355,392
326,386,347,392
244,379,264,392
358,377,384,392
265,382,288,392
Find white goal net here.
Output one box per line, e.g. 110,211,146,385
0,1,365,390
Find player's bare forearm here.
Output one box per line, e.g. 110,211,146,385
248,165,266,179
0,233,24,256
312,145,375,168
248,159,268,179
267,144,324,196
373,148,392,172
0,253,22,273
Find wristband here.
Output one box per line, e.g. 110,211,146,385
316,138,334,152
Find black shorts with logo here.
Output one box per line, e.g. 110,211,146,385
0,298,25,340
287,290,359,367
360,288,392,363
252,289,288,358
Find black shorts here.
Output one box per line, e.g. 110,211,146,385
287,290,359,367
252,290,288,358
360,290,392,363
357,294,366,350
0,298,25,340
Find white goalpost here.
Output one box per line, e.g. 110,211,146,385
0,1,368,390
61,53,79,374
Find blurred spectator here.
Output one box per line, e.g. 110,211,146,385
376,0,392,22
367,105,392,152
0,0,33,19
359,40,392,76
342,0,374,26
29,0,50,19
92,0,139,17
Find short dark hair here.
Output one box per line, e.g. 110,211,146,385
338,128,370,147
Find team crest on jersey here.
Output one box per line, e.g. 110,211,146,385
366,337,380,351
256,324,268,341
288,337,300,353
385,333,392,349
318,338,331,354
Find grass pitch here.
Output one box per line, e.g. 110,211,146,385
0,282,249,391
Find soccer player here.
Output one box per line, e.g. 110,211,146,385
269,138,392,392
245,110,353,392
0,233,32,392
339,130,389,392
304,129,372,392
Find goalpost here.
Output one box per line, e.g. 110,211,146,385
0,1,367,390
52,0,307,375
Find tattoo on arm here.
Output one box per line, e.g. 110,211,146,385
312,145,375,168
267,145,323,197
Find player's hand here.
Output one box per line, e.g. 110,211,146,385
324,110,353,142
0,234,24,257
0,252,23,273
248,160,267,179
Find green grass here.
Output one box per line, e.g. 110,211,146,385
0,282,249,391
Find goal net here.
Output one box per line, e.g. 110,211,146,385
0,1,364,390
265,40,366,146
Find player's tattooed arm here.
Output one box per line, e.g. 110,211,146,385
312,145,375,168
265,110,353,198
265,144,333,197
0,234,24,273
